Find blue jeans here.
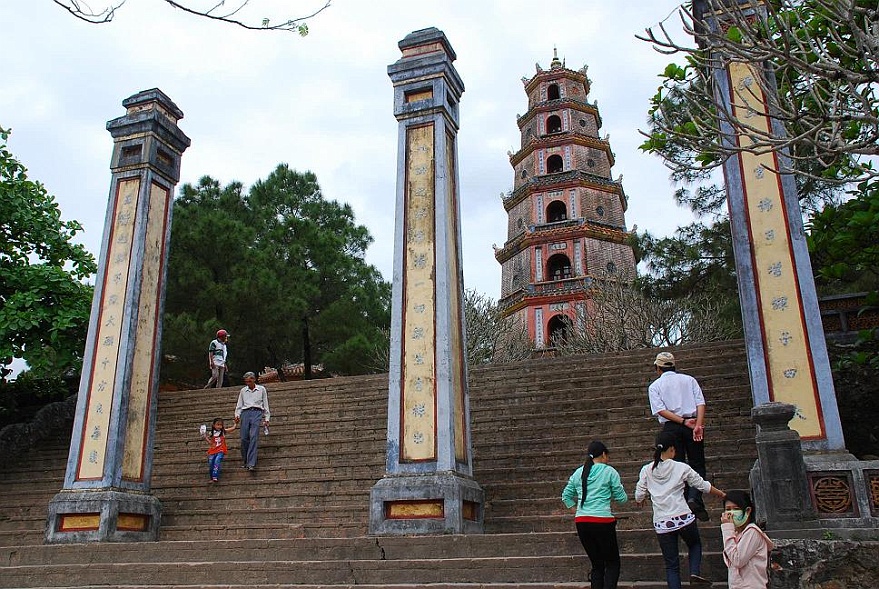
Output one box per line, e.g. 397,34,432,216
656,521,702,589
208,452,224,480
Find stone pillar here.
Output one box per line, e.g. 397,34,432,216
693,0,844,451
46,89,190,543
369,28,484,535
750,403,817,530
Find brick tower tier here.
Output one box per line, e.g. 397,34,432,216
496,51,636,348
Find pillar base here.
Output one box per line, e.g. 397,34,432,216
369,472,484,535
46,489,161,543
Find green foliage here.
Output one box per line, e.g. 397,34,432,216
642,0,876,183
808,176,879,287
162,165,390,385
828,340,879,457
0,126,96,377
633,220,742,331
637,1,863,319
808,176,879,367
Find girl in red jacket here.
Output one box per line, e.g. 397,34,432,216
202,417,235,483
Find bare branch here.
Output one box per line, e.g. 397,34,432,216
639,0,879,182
162,0,331,33
54,0,332,33
53,0,125,24
552,273,739,355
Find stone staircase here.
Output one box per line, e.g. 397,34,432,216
0,340,755,587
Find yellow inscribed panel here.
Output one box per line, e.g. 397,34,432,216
117,513,148,531
122,183,168,480
59,514,100,531
729,61,822,438
78,179,140,479
445,131,466,463
387,500,444,519
401,123,437,461
405,89,433,103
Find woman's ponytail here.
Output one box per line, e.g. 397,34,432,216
580,440,609,506
652,431,676,470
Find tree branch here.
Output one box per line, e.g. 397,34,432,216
638,0,879,182
54,0,331,34
53,0,125,24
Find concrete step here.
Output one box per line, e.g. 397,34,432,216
0,585,729,589
0,552,731,587
0,531,724,565
0,339,753,589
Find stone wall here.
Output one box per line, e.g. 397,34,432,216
770,539,879,588
0,395,76,467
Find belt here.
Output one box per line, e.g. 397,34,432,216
242,407,263,412
680,414,696,419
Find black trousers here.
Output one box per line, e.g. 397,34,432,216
662,420,707,507
575,520,621,589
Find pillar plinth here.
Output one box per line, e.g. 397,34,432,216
47,89,190,543
369,28,483,535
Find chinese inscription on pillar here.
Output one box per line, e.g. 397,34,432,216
727,61,824,439
402,124,437,461
77,179,140,479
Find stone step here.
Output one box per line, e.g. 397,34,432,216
158,521,363,541
7,426,755,482
158,372,750,414
0,339,754,589
0,581,727,589
0,531,722,564
157,364,748,419
154,387,752,434
148,426,755,465
0,552,731,588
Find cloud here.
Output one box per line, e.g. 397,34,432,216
2,0,697,301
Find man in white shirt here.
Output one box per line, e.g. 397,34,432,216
204,329,229,389
234,371,270,471
648,351,709,521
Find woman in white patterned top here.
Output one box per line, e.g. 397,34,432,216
635,431,726,589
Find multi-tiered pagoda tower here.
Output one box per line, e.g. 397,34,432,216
496,51,636,348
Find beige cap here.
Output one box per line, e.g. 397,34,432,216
654,351,675,367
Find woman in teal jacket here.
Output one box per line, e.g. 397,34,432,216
562,440,629,589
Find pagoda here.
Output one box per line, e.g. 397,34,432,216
495,50,637,347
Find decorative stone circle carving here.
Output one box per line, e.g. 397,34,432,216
809,472,856,517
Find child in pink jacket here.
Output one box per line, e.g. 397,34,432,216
720,490,774,588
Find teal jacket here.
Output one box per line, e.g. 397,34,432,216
562,462,628,518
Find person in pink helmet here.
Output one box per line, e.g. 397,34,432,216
204,329,229,388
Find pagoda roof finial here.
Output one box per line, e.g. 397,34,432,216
550,46,562,69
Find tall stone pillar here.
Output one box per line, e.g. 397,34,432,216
369,28,484,535
694,0,844,451
47,89,190,543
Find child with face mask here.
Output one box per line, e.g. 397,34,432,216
720,490,774,588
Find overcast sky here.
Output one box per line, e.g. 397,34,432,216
2,0,698,300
